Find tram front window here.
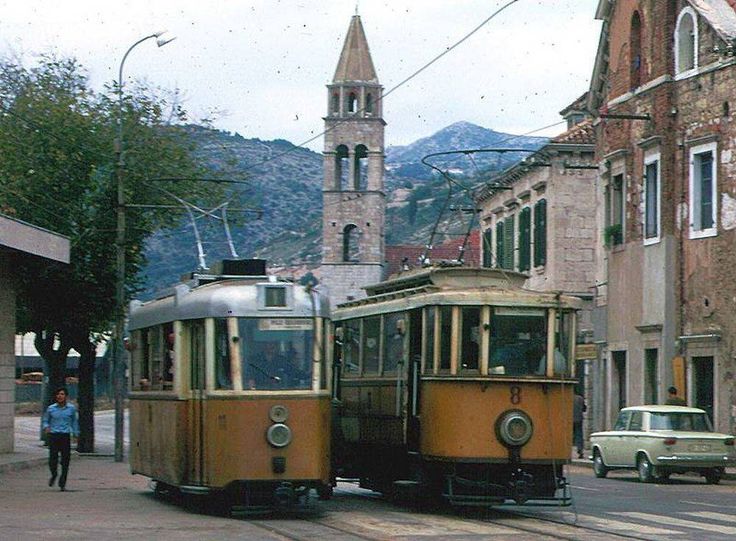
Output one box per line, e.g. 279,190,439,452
488,308,547,376
215,317,315,390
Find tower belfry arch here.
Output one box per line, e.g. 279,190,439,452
320,14,386,306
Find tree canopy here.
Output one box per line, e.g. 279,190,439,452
0,55,227,449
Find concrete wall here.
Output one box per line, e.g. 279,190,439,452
0,254,16,453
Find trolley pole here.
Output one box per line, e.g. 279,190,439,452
113,32,175,462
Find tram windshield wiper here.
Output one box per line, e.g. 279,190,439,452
249,363,281,382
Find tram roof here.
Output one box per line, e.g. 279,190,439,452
129,275,330,330
334,266,582,318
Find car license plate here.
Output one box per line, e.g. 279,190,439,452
689,444,711,452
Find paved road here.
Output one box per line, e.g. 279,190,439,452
502,465,736,540
6,417,736,540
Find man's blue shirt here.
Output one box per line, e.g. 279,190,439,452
42,403,79,436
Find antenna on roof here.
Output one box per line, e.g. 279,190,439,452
355,2,359,16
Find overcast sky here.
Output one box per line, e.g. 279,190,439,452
0,0,601,151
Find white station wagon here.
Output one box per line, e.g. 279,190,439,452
590,405,736,484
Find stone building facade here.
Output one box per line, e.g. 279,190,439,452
475,107,599,431
0,214,69,453
588,0,736,431
319,14,386,306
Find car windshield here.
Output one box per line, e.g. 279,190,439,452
649,412,712,432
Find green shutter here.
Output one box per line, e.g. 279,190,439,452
495,221,504,268
534,199,547,267
482,229,493,267
519,207,531,272
503,215,515,270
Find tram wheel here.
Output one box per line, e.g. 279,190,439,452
317,483,334,500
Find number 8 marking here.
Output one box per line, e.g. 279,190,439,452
510,386,522,404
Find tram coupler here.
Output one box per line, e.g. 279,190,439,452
509,469,534,504
274,482,296,505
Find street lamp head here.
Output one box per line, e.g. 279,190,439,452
156,36,177,48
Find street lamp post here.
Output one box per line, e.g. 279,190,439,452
114,32,175,462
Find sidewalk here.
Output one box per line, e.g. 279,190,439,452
0,414,117,474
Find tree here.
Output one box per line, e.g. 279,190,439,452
0,56,224,452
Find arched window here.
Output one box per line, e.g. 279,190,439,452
675,7,697,76
630,11,642,90
366,93,373,114
343,224,360,262
347,92,358,114
335,145,350,190
331,93,340,115
354,144,368,190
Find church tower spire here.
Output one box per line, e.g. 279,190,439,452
320,15,386,305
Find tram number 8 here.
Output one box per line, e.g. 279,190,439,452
510,386,522,405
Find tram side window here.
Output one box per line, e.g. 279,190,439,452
460,307,481,372
554,311,574,376
189,319,206,390
424,307,436,374
343,319,361,374
362,316,380,374
163,322,174,388
439,306,452,371
488,308,547,376
382,312,405,373
132,325,175,391
215,318,233,389
131,329,150,390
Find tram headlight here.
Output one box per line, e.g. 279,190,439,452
269,404,289,423
496,410,533,447
266,423,292,448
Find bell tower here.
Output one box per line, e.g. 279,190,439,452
320,14,385,305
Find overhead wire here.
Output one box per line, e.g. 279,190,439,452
231,0,522,173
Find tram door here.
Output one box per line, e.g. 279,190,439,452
188,319,206,486
406,309,423,452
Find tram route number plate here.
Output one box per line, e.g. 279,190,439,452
258,318,312,331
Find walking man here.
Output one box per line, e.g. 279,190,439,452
42,387,79,491
665,386,687,406
573,391,586,459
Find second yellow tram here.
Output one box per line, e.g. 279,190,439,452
331,266,581,506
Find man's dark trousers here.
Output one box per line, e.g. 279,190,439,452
48,433,71,488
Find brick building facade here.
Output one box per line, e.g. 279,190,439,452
589,0,736,431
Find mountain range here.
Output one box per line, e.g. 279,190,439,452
140,121,546,297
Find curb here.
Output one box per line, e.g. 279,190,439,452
0,456,47,474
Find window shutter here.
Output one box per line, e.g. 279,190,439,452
534,199,547,267
503,215,515,270
495,221,505,268
519,207,531,272
482,229,493,267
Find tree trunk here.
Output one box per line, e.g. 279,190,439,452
35,332,70,408
35,331,71,443
76,340,96,453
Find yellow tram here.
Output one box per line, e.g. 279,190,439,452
331,266,581,506
127,260,333,507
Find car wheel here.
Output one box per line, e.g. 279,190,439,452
705,468,723,485
637,454,654,483
593,450,608,478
